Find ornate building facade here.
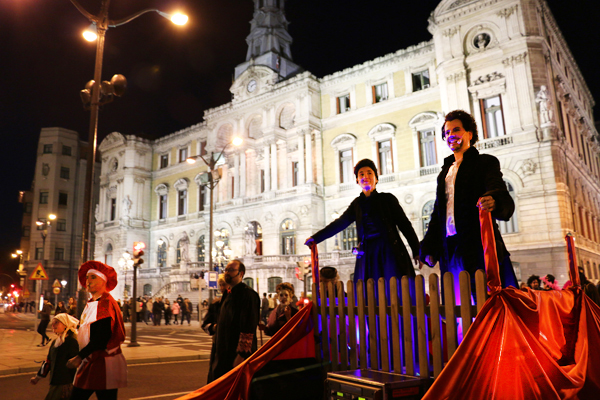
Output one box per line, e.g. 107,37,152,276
93,0,600,301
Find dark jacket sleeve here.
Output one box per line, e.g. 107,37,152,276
36,343,54,378
78,317,112,359
481,155,514,221
420,179,444,263
311,200,356,244
236,290,260,358
388,193,420,257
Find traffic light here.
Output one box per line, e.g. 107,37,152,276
133,242,146,267
295,261,311,281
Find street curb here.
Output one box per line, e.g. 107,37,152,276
0,354,210,377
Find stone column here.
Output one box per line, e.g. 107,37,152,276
314,130,323,186
270,142,278,191
305,131,313,183
234,153,240,198
297,133,305,185
240,151,246,197
264,146,271,192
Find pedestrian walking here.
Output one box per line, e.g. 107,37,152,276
182,298,192,325
260,293,270,324
67,298,77,316
38,299,53,346
55,301,67,315
30,313,80,400
152,297,163,326
172,301,180,325
164,299,172,325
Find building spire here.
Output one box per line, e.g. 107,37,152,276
234,0,302,80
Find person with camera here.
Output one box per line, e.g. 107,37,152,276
305,159,420,295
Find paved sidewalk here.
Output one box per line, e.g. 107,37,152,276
0,314,212,376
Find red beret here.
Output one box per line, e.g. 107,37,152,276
78,261,118,292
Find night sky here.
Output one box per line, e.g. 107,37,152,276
0,0,597,282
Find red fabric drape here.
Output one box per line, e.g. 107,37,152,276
422,208,600,400
176,302,315,400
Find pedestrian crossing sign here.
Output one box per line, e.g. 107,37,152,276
29,263,49,280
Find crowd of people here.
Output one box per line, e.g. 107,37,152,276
523,268,600,305
116,295,195,325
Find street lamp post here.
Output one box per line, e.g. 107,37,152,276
186,138,242,303
35,213,56,329
68,0,187,315
11,250,26,287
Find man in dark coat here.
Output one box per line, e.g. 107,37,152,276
306,159,420,293
211,260,260,382
420,110,518,300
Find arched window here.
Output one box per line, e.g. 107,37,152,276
422,200,435,234
341,222,358,251
243,277,254,289
498,180,518,234
105,243,113,267
197,235,205,262
157,241,167,269
143,284,152,296
280,219,296,255
268,277,282,293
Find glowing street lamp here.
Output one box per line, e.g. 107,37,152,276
69,0,188,310
185,137,242,302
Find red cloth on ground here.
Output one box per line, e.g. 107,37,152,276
175,302,315,400
422,209,600,400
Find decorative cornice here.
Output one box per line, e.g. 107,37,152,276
319,41,434,87
502,52,528,66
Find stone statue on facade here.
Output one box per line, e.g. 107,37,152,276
535,85,554,125
245,223,257,255
94,204,100,222
180,231,191,263
122,195,132,216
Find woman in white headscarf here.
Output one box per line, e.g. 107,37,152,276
30,313,80,400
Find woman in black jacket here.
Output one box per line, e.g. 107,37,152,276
305,159,420,295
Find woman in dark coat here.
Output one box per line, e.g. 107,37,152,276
30,313,80,400
305,159,420,294
264,287,298,336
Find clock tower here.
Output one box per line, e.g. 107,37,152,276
234,0,303,81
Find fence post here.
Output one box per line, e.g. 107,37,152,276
319,280,330,369
459,271,473,334
337,281,348,371
377,278,390,372
367,279,378,370
415,275,429,378
357,280,368,369
475,270,488,313
428,274,443,379
401,276,414,375
443,272,458,359
328,281,339,371
389,277,402,374
347,280,358,370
